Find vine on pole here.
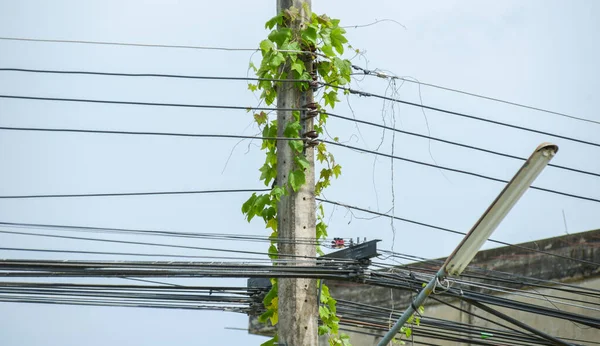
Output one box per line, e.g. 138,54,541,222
242,7,349,345
242,8,416,346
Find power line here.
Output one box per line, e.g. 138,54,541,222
323,86,600,148
0,247,279,261
1,69,597,177
0,36,260,52
0,187,269,199
0,126,597,204
0,259,361,279
351,64,600,126
325,112,600,178
2,67,596,130
0,36,330,59
321,139,600,204
317,198,600,267
0,67,309,83
0,94,305,112
0,229,302,261
5,67,597,148
377,250,600,296
365,272,600,329
0,220,331,247
0,228,354,263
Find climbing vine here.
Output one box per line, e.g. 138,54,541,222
242,6,351,346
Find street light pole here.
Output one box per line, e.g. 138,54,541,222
377,143,559,346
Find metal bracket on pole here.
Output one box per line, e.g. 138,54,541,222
319,239,381,265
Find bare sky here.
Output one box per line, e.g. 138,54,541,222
0,0,599,345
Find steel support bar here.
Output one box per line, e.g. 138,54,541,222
377,267,445,346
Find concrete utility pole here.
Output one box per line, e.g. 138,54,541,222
276,0,318,345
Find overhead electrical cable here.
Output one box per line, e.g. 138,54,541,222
351,64,600,126
0,228,352,263
324,112,599,178
1,67,597,148
0,36,261,52
318,198,600,267
321,139,600,204
0,187,270,199
0,68,310,83
321,87,600,148
0,126,597,204
0,94,305,112
0,220,333,246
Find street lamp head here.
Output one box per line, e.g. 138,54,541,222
443,143,558,277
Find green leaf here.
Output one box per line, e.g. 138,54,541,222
264,89,277,105
260,336,278,346
320,283,331,301
265,14,283,29
267,120,278,136
268,28,292,47
266,218,278,231
260,39,274,53
248,61,257,72
253,194,270,215
320,168,332,181
295,155,310,170
271,186,285,200
323,90,340,108
301,25,318,46
270,52,285,68
318,325,331,336
284,121,302,138
330,27,348,55
319,112,329,124
317,61,332,78
289,139,304,153
259,163,271,182
327,296,337,313
253,111,267,125
268,244,279,259
258,309,273,324
316,221,328,239
262,206,276,220
288,169,306,192
266,150,277,165
291,60,305,75
241,193,256,214
321,44,335,57
317,149,327,163
261,281,277,308
319,305,330,319
332,164,342,178
248,83,258,92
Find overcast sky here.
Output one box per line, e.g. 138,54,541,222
0,1,599,345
